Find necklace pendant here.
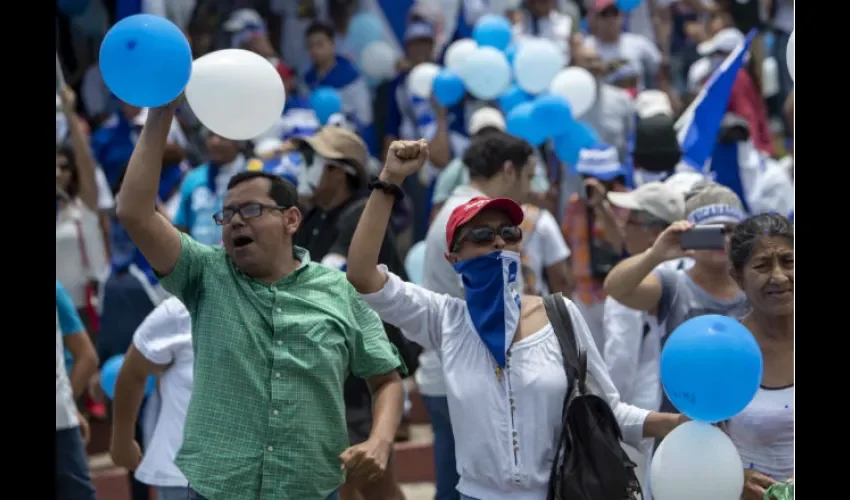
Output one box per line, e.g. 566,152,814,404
495,367,503,382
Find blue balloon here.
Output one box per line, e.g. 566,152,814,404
99,14,192,108
504,44,518,65
100,354,156,400
497,85,530,115
661,315,763,423
472,14,513,51
347,13,384,54
530,95,574,137
553,121,599,167
506,102,546,146
310,87,343,125
616,0,642,12
432,70,466,107
58,0,89,16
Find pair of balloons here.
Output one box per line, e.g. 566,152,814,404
100,15,286,140
651,315,763,500
443,38,513,101
100,354,155,401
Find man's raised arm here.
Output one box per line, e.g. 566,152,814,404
115,101,184,276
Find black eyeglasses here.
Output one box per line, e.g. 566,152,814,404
452,225,523,252
213,203,290,225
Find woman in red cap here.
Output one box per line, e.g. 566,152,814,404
346,139,686,500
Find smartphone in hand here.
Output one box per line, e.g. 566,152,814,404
680,225,727,250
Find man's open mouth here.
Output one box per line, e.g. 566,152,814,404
233,236,254,248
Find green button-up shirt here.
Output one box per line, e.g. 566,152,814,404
159,233,404,500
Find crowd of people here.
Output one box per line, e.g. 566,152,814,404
56,1,794,500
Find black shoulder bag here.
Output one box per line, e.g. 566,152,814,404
542,293,643,500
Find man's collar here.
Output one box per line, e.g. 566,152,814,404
293,246,312,266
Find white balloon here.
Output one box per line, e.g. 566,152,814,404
407,62,441,99
360,41,397,80
786,31,795,82
459,46,512,100
650,422,744,500
548,67,597,118
513,37,566,94
185,49,285,140
444,38,478,73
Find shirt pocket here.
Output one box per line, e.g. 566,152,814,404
286,319,349,371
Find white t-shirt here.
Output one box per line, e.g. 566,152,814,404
521,206,571,295
132,297,193,488
725,386,794,481
584,33,662,90
56,199,109,308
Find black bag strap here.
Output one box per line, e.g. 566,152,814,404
543,293,588,395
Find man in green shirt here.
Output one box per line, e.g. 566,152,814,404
113,99,406,500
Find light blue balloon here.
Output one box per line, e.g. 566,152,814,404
504,44,518,65
497,85,530,115
506,102,546,146
432,70,466,107
661,315,763,423
347,13,384,54
100,354,156,401
99,14,192,108
461,47,512,100
553,121,599,167
530,95,574,137
310,87,343,125
616,0,642,12
472,14,513,51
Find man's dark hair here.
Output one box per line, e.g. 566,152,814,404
463,131,534,180
306,21,335,41
227,171,299,207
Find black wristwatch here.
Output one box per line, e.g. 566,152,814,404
368,179,405,201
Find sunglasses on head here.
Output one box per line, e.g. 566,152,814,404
452,225,523,252
599,6,620,17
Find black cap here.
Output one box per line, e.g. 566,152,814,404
632,114,682,173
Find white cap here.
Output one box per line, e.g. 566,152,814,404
607,181,685,223
468,107,506,135
697,28,745,56
635,90,673,119
254,138,284,158
223,8,266,32
664,171,706,197
687,57,713,92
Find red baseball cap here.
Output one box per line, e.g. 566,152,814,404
445,197,525,251
594,0,618,13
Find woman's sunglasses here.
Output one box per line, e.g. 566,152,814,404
452,225,523,252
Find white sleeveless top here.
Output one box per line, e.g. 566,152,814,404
725,385,794,481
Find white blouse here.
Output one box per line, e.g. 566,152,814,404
361,266,649,500
133,297,193,488
56,199,108,309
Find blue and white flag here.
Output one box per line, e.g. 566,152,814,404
675,29,757,171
